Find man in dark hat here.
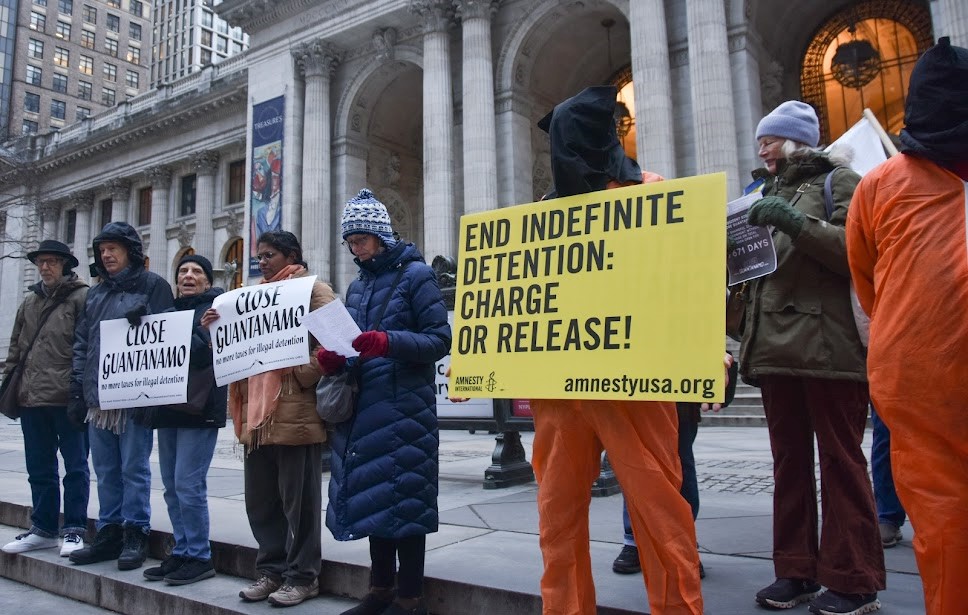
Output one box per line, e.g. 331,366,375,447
529,86,703,615
1,240,90,557
847,37,968,615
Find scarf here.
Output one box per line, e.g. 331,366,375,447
229,263,305,448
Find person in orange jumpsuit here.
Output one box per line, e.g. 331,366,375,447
846,37,968,615
530,86,703,615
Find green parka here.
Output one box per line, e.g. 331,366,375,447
738,150,867,385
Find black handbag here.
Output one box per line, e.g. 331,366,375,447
725,282,748,343
161,364,215,415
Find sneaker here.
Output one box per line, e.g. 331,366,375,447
164,558,215,586
70,524,123,565
240,575,282,602
879,522,902,548
612,544,641,574
267,578,320,607
808,590,880,615
756,578,823,609
59,533,85,557
117,526,149,571
1,531,58,554
340,590,395,615
143,555,187,581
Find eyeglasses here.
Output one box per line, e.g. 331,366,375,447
255,251,277,261
35,257,64,268
341,237,371,248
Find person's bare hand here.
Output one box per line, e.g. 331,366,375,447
701,353,735,412
445,367,470,403
200,308,220,327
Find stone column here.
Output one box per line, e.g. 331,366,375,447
191,151,220,260
107,179,131,226
295,40,341,281
728,29,761,181
70,191,95,269
630,0,677,177
686,0,740,197
333,137,368,294
37,202,61,241
411,0,457,259
455,0,500,214
495,90,533,206
939,0,968,46
145,166,172,274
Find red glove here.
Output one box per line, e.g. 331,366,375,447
316,347,347,375
353,331,389,359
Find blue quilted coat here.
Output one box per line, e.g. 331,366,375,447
326,242,451,541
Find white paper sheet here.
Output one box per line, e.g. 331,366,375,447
302,298,361,358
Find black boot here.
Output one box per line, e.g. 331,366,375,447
117,526,149,571
69,524,123,565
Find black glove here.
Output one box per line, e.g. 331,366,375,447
67,396,87,430
125,304,149,326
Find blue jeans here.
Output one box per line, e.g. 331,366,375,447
158,427,218,560
89,416,153,530
623,405,700,544
20,406,90,537
870,407,905,527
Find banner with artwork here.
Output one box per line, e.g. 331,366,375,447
250,95,285,277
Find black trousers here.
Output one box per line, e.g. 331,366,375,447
369,534,427,598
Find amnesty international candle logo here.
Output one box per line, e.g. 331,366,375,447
449,173,728,403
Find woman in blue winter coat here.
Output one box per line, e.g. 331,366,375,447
318,189,451,615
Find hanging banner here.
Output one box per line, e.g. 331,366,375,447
97,311,195,409
449,173,727,403
209,275,316,386
250,95,285,276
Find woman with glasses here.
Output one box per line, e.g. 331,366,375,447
202,230,334,607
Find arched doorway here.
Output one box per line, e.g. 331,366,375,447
223,237,243,290
801,0,933,143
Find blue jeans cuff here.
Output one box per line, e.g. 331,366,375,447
29,525,58,538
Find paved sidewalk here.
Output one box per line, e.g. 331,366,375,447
0,418,925,614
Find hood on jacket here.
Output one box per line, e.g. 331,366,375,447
28,272,88,300
92,221,145,278
900,37,968,163
538,85,642,198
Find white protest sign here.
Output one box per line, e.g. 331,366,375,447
302,297,361,358
726,191,776,286
436,312,494,419
825,115,889,177
98,310,195,409
209,275,316,386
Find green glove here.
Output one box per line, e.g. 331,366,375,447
747,196,806,238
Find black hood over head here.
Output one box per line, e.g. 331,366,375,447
92,221,145,276
539,85,641,198
899,37,968,163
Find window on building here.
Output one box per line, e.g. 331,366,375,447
23,120,40,135
55,21,71,39
76,106,91,121
127,45,140,64
201,10,212,28
180,174,196,216
102,87,115,106
200,49,211,65
106,13,119,32
28,39,44,58
216,36,227,53
129,0,143,17
33,0,47,6
24,92,41,113
58,0,72,14
54,47,69,67
129,22,141,40
104,38,118,57
80,30,95,49
65,209,77,244
30,12,46,31
105,0,119,7
52,73,68,93
103,62,117,81
228,159,245,203
79,54,93,75
233,41,244,55
201,29,212,47
26,65,42,86
125,69,139,88
138,187,151,225
99,198,112,226
50,99,67,120
78,80,92,100
82,4,95,23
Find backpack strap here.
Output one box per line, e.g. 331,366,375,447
822,167,844,220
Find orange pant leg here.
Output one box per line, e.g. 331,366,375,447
878,400,968,615
532,399,603,615
589,400,703,615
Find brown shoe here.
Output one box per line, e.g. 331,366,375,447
239,575,282,602
267,578,319,607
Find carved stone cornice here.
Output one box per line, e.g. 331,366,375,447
145,166,173,189
372,27,398,62
495,90,532,116
294,40,342,79
69,190,95,211
453,0,500,21
191,150,221,176
409,0,454,34
107,178,132,200
332,137,368,160
175,221,194,248
37,201,61,221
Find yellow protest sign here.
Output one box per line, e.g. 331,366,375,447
450,173,727,402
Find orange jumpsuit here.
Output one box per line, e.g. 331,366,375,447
531,399,703,615
846,153,968,615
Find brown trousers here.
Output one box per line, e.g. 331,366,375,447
760,375,885,593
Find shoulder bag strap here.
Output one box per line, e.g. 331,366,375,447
822,167,843,220
9,285,82,375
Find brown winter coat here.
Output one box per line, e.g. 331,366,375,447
3,275,88,407
234,276,334,446
739,150,867,385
